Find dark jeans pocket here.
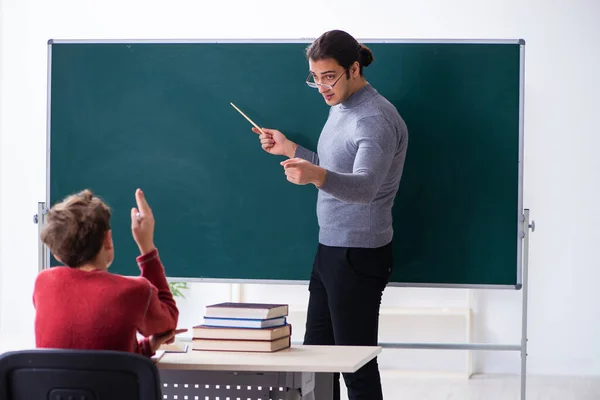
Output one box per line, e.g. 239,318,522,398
344,243,393,283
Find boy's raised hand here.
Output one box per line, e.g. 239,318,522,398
131,188,156,255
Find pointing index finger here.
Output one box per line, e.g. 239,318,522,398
135,189,152,216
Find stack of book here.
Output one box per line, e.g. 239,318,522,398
191,302,291,352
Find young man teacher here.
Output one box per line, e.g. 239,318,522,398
252,30,408,400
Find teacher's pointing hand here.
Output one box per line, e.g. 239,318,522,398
280,158,327,187
252,127,298,158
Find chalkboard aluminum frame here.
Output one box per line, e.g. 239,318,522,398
41,38,527,290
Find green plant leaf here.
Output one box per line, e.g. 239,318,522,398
168,281,189,299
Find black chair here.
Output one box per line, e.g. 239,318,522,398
0,348,162,400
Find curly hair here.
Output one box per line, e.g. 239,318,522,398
41,189,111,267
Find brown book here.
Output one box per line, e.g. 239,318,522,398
191,335,291,353
205,302,288,319
193,323,291,341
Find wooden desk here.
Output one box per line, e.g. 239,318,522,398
0,338,381,400
157,344,381,400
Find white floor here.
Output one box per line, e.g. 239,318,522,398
337,371,600,400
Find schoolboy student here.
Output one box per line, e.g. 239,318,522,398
33,188,184,357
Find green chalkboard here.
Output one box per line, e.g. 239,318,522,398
47,39,524,288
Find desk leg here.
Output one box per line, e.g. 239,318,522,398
313,373,334,400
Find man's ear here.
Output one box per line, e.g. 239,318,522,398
104,230,114,250
351,61,360,78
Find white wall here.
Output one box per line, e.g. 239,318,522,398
1,0,599,376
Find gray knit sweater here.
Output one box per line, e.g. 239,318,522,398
295,84,408,248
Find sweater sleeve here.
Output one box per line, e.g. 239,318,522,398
318,115,398,204
295,145,319,165
137,337,155,357
136,249,179,337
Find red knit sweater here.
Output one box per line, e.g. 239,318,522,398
32,249,178,357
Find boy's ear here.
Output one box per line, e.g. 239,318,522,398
52,253,64,265
104,230,114,250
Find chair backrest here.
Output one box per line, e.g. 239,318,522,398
0,348,162,400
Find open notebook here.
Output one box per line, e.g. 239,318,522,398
159,341,189,353
151,350,165,363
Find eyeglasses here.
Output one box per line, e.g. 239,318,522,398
305,69,347,90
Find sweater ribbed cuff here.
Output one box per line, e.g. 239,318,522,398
136,248,158,265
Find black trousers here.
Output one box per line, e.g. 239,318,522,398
303,241,393,400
